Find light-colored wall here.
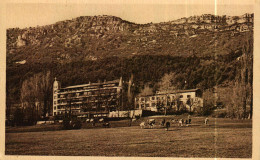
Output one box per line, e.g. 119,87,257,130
135,90,202,111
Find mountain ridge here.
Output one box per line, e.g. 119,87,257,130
7,13,253,64
6,14,254,106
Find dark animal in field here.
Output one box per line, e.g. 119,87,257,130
148,119,155,128
188,118,192,124
103,122,110,128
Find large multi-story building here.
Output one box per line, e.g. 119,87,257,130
53,78,123,117
135,89,203,112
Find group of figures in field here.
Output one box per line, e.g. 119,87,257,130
140,116,210,131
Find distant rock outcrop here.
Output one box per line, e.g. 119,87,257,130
7,14,253,63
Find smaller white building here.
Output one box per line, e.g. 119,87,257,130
135,89,203,112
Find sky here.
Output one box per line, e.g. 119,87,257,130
5,0,254,29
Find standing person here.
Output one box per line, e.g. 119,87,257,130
92,119,95,127
161,118,165,126
185,119,188,125
205,117,209,125
165,121,170,131
188,115,191,124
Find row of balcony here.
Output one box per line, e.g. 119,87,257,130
57,87,119,95
57,99,117,106
56,92,118,99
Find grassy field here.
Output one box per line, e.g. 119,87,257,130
5,116,252,158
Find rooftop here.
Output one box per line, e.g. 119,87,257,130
156,88,200,95
61,79,121,90
136,89,201,98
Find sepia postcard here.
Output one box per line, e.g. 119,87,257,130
0,0,260,160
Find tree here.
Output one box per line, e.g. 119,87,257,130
158,72,177,91
138,84,153,97
186,97,194,113
242,38,253,119
20,73,41,124
20,71,53,123
225,38,253,119
40,71,52,118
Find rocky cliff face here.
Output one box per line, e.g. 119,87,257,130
7,14,253,63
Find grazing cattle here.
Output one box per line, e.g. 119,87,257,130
205,118,209,125
171,119,178,124
103,122,110,128
178,119,183,126
140,122,146,129
86,119,90,123
99,118,104,123
148,119,155,128
90,118,94,123
165,122,170,131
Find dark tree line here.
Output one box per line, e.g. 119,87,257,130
6,45,253,121
7,52,248,104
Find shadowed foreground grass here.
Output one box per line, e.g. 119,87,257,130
5,117,252,158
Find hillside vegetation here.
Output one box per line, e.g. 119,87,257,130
6,14,253,118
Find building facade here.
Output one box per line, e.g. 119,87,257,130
135,89,203,112
53,78,123,117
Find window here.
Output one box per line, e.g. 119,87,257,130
141,98,144,101
152,103,156,107
54,112,56,116
145,104,150,107
54,101,56,105
180,95,183,98
54,107,56,110
187,95,191,98
152,96,155,100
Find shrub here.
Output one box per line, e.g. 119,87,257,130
194,105,213,116
212,109,228,118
